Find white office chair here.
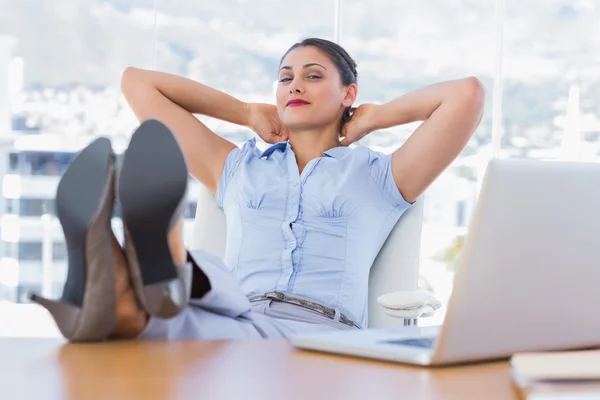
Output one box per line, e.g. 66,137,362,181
190,184,436,328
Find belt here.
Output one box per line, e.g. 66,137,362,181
249,291,361,329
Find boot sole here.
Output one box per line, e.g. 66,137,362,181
118,119,189,317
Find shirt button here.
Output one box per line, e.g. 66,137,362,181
288,213,295,218
292,182,299,187
289,242,296,248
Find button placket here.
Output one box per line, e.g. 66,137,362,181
276,146,302,290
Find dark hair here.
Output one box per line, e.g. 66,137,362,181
280,37,358,132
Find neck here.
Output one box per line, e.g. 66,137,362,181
288,126,341,173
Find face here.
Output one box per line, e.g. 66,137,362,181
276,45,356,131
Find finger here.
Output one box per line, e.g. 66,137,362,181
273,132,288,143
266,133,280,144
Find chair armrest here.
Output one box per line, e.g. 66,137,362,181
377,289,442,319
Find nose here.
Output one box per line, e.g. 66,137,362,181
289,79,304,94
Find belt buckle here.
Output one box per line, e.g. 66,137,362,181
264,292,285,302
263,292,360,329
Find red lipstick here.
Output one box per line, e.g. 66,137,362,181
286,99,310,107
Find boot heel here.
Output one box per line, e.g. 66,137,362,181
31,293,117,341
29,294,79,338
29,137,117,341
142,262,192,317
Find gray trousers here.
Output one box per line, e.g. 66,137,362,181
139,249,355,340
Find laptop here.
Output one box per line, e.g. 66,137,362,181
289,159,600,366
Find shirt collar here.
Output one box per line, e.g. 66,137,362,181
260,141,288,159
260,141,350,160
322,146,350,159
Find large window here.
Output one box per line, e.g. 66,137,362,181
2,0,597,310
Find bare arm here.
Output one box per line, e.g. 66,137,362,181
120,67,250,194
372,77,485,203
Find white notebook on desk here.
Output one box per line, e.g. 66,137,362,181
511,350,600,400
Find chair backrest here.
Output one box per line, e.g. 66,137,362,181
191,185,424,328
367,197,424,327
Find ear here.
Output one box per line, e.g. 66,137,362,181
342,83,358,107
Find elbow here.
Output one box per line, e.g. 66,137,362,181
462,77,485,132
120,66,144,96
462,76,486,107
453,77,485,125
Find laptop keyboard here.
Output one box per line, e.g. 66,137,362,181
383,337,436,349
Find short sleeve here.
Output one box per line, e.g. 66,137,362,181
215,138,258,209
367,149,414,209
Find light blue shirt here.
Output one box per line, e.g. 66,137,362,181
216,138,413,327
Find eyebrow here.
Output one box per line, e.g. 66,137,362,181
279,63,328,72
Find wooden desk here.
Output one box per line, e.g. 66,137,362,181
0,338,518,400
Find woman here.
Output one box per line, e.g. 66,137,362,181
31,38,484,341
